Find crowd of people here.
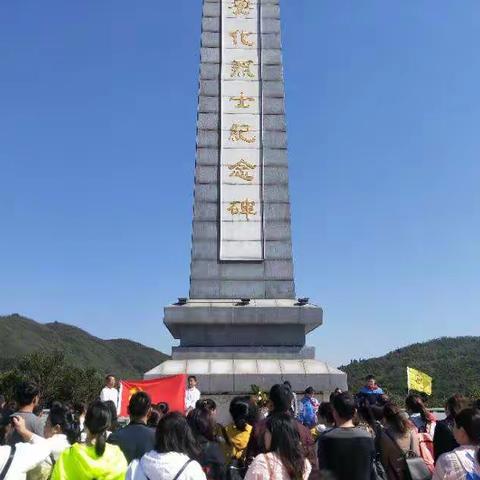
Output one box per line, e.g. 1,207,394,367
0,374,479,479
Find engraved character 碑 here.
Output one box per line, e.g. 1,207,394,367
227,199,257,220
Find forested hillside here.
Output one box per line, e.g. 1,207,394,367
340,337,480,405
0,314,168,378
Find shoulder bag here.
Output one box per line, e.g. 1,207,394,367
0,445,16,480
385,430,431,480
173,459,194,480
372,425,388,480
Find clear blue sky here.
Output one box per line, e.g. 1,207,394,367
1,1,479,368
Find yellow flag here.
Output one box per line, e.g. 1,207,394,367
407,367,432,395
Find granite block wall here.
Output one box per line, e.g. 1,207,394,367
190,0,295,299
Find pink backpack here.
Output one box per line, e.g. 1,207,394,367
416,422,435,474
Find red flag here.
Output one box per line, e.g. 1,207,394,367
118,374,186,417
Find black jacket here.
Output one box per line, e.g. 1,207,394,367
433,417,459,462
197,435,227,480
318,427,375,480
107,421,155,463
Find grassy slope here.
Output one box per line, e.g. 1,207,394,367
0,314,169,379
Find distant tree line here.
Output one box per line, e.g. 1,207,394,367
0,351,103,406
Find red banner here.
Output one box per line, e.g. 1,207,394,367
119,374,186,417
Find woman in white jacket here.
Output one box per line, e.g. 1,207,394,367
15,402,75,480
0,415,51,480
127,412,206,480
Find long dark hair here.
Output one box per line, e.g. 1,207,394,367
357,402,379,433
229,396,251,431
155,412,200,459
455,408,480,463
49,402,79,444
266,413,305,479
383,403,411,435
445,395,469,419
85,401,111,456
104,400,120,432
405,394,430,424
187,407,215,442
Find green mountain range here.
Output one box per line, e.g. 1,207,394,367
340,336,480,405
2,315,479,405
0,314,169,379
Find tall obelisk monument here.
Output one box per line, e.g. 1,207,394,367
146,0,347,394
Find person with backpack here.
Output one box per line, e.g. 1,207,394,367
405,394,436,471
127,412,207,480
299,387,318,429
433,408,480,480
51,400,127,479
379,403,421,480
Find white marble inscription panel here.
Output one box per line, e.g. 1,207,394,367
220,0,263,261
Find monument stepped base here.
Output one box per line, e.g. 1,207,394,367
144,358,347,396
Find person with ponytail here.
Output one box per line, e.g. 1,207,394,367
433,408,480,480
195,399,224,443
245,413,311,480
51,400,127,480
223,396,253,463
187,407,226,480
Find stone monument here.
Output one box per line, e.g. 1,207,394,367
145,0,347,397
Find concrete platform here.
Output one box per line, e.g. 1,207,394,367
144,358,347,395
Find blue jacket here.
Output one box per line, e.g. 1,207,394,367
299,397,317,428
357,386,384,406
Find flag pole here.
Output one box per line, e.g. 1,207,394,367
406,367,410,396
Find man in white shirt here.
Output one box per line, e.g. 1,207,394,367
100,374,119,410
184,376,201,413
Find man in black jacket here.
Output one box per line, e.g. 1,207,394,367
318,392,375,480
108,391,155,463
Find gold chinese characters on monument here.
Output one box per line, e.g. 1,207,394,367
230,91,255,109
229,124,256,144
231,60,255,79
229,0,253,17
228,159,256,182
230,30,255,47
227,199,257,220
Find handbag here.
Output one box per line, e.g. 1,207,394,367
385,430,432,480
227,458,247,480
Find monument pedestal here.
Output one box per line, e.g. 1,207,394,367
146,299,347,395
145,358,347,396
